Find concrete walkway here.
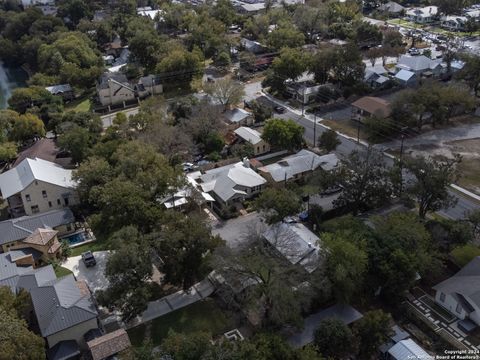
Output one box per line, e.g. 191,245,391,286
127,277,216,328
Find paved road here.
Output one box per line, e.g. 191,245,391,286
257,92,479,220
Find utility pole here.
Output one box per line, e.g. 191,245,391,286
399,134,405,195
356,120,361,144
313,114,317,148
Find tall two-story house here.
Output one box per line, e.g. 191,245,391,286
0,158,78,217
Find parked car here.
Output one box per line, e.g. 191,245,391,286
274,106,286,114
82,251,96,267
320,186,343,197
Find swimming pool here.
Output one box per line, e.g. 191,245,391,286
61,231,90,247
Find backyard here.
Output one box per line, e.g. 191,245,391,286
127,299,236,347
450,244,480,267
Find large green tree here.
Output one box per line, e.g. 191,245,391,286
353,310,392,359
254,188,303,224
262,118,305,151
314,318,355,358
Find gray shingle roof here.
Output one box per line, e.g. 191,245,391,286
31,274,98,337
47,340,80,360
0,208,75,246
397,55,441,72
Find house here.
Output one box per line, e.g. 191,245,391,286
395,69,417,86
97,72,135,107
87,329,131,360
0,158,78,217
258,150,339,183
31,274,98,349
137,6,164,21
0,253,100,352
379,1,405,16
396,55,442,77
441,16,467,31
21,0,54,6
288,304,363,348
364,65,390,89
223,108,254,126
433,256,480,329
0,208,75,253
45,84,75,101
136,75,163,98
263,222,322,273
240,38,268,55
13,138,63,167
286,81,323,104
406,6,438,24
237,3,267,14
188,160,267,207
351,96,391,122
234,127,270,156
387,339,434,360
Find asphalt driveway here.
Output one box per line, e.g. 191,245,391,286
63,251,110,293
211,212,266,248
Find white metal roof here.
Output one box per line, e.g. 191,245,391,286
234,126,263,145
388,339,434,360
0,158,76,199
395,69,415,82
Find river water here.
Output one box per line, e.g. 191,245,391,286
0,62,28,109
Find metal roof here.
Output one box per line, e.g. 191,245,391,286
397,55,441,72
45,84,72,95
395,69,415,82
0,157,76,199
0,208,75,245
258,150,339,182
234,126,263,145
47,340,80,360
388,339,434,360
0,253,33,291
31,274,98,337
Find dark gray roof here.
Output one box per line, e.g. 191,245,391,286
9,247,43,261
16,265,56,293
0,208,75,245
47,340,80,360
98,72,130,90
31,274,98,337
288,304,363,348
45,84,73,95
434,256,480,309
0,253,33,291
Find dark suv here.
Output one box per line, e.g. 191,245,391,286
82,251,96,267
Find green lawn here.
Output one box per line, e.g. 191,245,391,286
451,244,480,267
69,239,111,257
66,97,92,113
127,299,235,347
54,266,73,278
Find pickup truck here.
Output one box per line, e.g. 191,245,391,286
82,251,96,267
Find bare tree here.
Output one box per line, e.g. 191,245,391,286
204,77,245,109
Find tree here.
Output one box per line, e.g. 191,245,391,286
254,188,303,224
435,0,470,15
251,100,273,123
57,0,93,25
204,78,245,109
314,318,355,358
96,226,153,322
160,331,212,360
262,118,305,151
266,47,309,92
0,288,45,360
310,48,336,84
331,45,365,89
354,310,392,359
8,86,58,114
468,209,480,239
322,232,368,303
404,155,461,218
0,142,17,162
293,5,327,43
318,130,340,152
151,214,224,290
10,113,45,142
267,21,305,50
334,149,392,214
211,0,237,27
457,54,480,96
213,238,310,329
155,47,204,86
58,125,95,164
129,30,163,71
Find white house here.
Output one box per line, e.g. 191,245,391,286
234,126,270,156
396,55,442,77
433,256,480,327
406,6,438,24
441,16,468,31
0,158,78,217
188,160,267,207
263,222,322,273
258,150,339,183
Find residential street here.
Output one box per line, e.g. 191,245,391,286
253,90,480,220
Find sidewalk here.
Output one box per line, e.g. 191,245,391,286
128,277,216,328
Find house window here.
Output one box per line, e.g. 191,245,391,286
25,194,31,202
48,201,52,208
64,197,69,206
456,303,463,314
57,199,61,205
440,292,446,303
42,190,47,198
31,205,39,214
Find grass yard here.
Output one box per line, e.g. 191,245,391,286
451,244,480,267
54,266,73,278
69,233,112,257
66,97,92,112
456,158,480,197
321,119,369,143
127,299,235,347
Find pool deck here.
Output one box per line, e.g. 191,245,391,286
60,229,96,248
